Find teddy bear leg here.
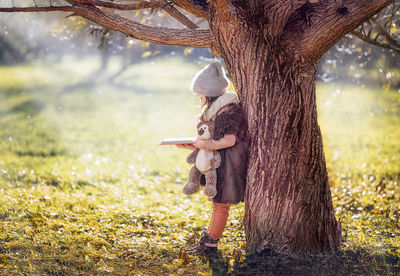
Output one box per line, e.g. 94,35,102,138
204,170,217,198
182,166,201,195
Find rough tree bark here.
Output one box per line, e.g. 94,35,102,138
208,0,392,254
209,1,341,254
0,0,394,255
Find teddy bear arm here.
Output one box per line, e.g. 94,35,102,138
210,151,221,169
186,149,199,164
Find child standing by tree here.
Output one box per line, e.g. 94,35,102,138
177,62,247,255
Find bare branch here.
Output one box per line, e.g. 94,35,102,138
162,0,199,29
74,0,202,30
370,17,400,49
348,1,400,54
352,29,400,55
77,4,210,47
0,3,211,47
0,6,74,12
282,0,394,62
168,0,209,18
73,0,164,10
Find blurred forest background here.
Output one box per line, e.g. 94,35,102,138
0,3,399,275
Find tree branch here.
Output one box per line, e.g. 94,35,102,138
75,4,210,46
73,0,165,10
71,0,164,10
162,0,199,29
75,0,200,29
282,0,394,62
266,0,309,37
168,0,209,18
213,0,310,38
352,29,400,55
370,16,400,49
0,3,211,47
0,6,74,13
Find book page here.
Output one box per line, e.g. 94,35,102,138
159,137,196,145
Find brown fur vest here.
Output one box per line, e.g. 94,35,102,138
200,102,248,204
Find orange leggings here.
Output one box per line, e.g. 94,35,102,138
207,203,230,240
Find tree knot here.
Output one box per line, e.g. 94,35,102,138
193,0,209,8
336,7,348,15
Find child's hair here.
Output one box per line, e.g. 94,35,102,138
200,96,219,123
203,96,219,110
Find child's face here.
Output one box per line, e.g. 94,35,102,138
196,93,206,105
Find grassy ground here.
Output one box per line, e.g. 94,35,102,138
0,56,399,275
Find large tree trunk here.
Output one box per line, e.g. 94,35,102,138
210,4,341,254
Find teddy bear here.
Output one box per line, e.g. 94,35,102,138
182,121,221,198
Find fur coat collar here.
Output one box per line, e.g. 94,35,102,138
201,91,239,122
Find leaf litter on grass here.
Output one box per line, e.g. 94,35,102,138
0,57,399,274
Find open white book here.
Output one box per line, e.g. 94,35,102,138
159,137,196,146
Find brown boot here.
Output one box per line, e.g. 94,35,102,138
187,230,219,255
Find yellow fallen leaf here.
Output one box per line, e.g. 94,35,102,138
358,231,366,242
184,47,193,56
140,41,150,48
178,251,187,260
372,209,382,214
142,51,152,58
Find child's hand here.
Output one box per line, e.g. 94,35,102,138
193,138,207,149
176,144,196,150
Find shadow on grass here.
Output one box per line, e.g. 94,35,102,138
58,70,155,96
14,149,65,157
203,247,400,276
4,99,46,117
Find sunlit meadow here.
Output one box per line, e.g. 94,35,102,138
0,57,399,275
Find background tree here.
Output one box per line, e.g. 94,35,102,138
353,0,400,55
0,0,395,255
0,33,25,64
319,0,400,88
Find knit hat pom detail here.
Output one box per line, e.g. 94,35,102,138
191,62,230,97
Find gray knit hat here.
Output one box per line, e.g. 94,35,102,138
191,62,229,97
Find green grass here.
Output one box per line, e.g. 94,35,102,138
0,56,399,275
